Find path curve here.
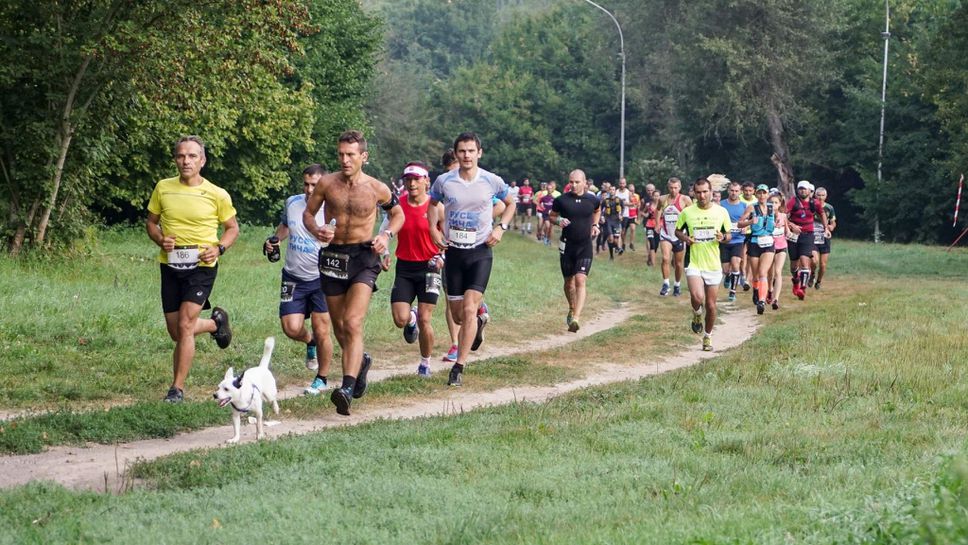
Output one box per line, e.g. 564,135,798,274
0,308,758,492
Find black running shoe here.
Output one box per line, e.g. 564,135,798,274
352,352,372,399
210,307,232,349
814,282,821,290
447,365,463,387
756,301,765,315
331,387,352,415
403,308,419,344
471,314,487,351
163,386,184,403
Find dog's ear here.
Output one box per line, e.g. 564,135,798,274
224,367,234,381
232,369,245,389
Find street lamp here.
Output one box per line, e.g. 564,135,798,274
875,0,890,243
581,0,625,181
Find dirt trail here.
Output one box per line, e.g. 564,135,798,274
0,307,758,492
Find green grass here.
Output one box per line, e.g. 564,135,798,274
0,226,664,451
1,234,967,543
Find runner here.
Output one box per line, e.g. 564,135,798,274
657,177,692,296
601,184,624,260
428,132,514,387
739,181,757,291
737,184,776,314
387,162,445,377
624,183,640,252
538,181,560,246
146,135,237,403
517,179,534,236
550,169,601,333
303,130,404,416
507,180,521,230
811,186,837,290
263,164,334,395
719,181,746,302
785,180,827,300
675,178,731,351
641,183,659,266
767,190,789,310
614,178,631,251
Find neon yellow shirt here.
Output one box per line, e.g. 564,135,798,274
739,195,756,233
676,204,731,272
147,177,237,267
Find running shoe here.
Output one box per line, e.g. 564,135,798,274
330,387,352,416
478,301,490,319
471,313,487,351
794,285,805,300
727,290,736,302
447,365,463,387
305,343,318,371
672,285,681,297
403,307,419,344
352,352,372,399
566,311,574,326
772,300,780,310
766,290,774,304
304,376,328,395
742,282,751,292
807,276,815,288
659,284,669,297
443,344,458,362
691,312,703,334
814,282,821,290
417,363,432,378
702,336,713,352
756,301,765,315
210,307,232,349
629,242,635,251
568,319,580,333
163,386,184,403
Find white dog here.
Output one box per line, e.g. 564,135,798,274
213,337,280,443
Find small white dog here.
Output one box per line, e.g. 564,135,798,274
213,337,280,443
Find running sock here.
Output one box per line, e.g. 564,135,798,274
703,331,711,338
693,306,703,315
730,272,741,290
419,356,430,366
758,277,768,301
316,374,327,383
408,310,417,327
674,281,681,289
307,339,317,348
340,375,357,391
453,363,465,372
608,242,614,258
798,268,811,288
663,279,670,286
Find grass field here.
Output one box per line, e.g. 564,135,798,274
1,229,968,544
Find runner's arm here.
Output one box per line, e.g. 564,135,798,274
372,185,403,255
201,215,239,264
303,180,332,243
427,198,446,249
145,212,176,252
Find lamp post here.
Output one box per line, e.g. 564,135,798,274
582,0,625,181
875,0,890,243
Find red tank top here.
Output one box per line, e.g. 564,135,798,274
396,198,439,262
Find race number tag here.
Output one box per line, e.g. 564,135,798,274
693,228,715,243
167,245,199,270
813,230,825,245
449,227,476,247
559,240,567,254
773,226,785,237
664,213,678,225
425,272,442,295
280,281,296,303
757,235,774,248
786,232,799,243
730,228,741,239
319,251,350,280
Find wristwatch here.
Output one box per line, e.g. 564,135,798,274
383,230,395,239
499,223,509,231
218,244,226,255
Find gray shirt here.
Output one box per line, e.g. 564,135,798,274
430,168,508,249
282,194,326,281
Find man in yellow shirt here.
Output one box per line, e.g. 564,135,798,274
146,136,239,403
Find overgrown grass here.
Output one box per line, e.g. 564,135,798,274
1,237,966,543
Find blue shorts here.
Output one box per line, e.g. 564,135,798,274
279,269,327,318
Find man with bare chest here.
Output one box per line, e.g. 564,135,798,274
303,130,404,415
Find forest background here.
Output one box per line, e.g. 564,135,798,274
2,0,966,254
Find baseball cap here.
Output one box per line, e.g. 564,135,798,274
796,180,812,190
769,187,781,195
401,163,429,179
755,184,769,193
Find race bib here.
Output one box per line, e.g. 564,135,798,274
167,245,199,270
521,194,531,203
449,227,476,247
773,226,784,237
559,240,566,254
664,213,678,225
319,251,350,280
786,232,799,243
693,228,716,243
757,235,774,248
813,230,825,245
280,281,296,303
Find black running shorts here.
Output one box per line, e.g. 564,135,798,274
787,234,816,261
646,227,659,251
817,238,831,255
318,243,382,296
747,243,775,258
391,259,440,305
660,237,685,253
719,243,743,263
444,245,493,299
559,239,594,278
160,263,216,314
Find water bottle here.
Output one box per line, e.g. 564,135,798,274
265,235,281,262
320,218,337,248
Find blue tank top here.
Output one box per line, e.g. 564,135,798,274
750,203,775,242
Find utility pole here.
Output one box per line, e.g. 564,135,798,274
875,0,890,243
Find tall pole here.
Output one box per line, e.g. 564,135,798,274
582,0,625,181
875,0,890,243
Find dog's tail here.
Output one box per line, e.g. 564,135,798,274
260,337,275,369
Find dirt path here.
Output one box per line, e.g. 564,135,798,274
0,307,758,492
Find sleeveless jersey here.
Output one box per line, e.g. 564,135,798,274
660,194,686,241
396,197,438,262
